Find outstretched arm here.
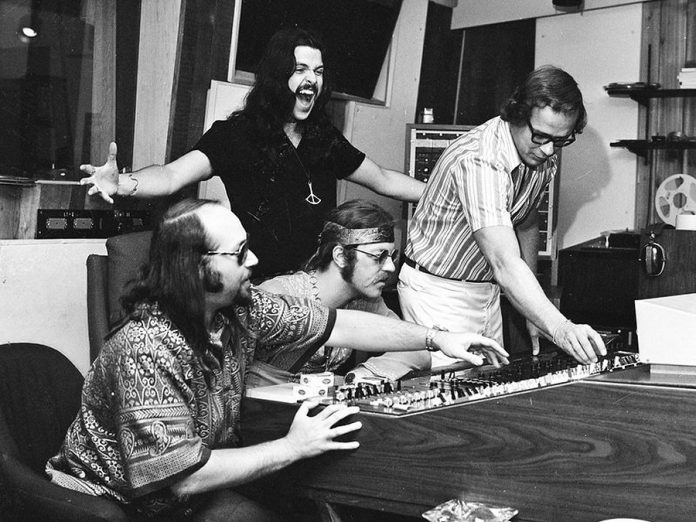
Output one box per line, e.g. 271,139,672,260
328,309,509,368
79,142,213,204
474,224,606,364
171,402,360,497
345,156,424,203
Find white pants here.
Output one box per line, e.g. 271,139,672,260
397,263,503,368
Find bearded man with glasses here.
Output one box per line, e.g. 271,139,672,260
47,198,506,521
400,65,607,368
249,199,432,387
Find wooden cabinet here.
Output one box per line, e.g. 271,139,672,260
0,181,77,239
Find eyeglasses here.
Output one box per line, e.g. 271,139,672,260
206,240,249,265
349,247,399,266
526,120,576,148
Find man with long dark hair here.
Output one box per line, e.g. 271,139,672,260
399,65,607,368
47,199,506,520
79,28,424,279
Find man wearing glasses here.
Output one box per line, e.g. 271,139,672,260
47,198,506,520
400,65,606,368
249,199,431,386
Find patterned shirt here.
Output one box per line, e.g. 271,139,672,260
255,271,399,373
406,116,558,281
46,289,334,517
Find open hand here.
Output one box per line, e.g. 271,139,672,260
437,332,509,367
284,401,361,460
79,142,119,204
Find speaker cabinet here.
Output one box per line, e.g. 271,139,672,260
558,239,640,330
638,229,696,299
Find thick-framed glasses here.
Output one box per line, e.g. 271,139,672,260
206,240,249,265
349,247,399,266
526,120,576,148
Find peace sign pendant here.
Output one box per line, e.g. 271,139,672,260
305,181,322,205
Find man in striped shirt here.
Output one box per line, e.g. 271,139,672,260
399,65,606,368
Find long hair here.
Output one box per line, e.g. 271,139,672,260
500,65,587,134
231,28,334,159
121,199,216,353
305,199,394,272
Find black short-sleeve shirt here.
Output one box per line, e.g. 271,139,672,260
194,118,366,279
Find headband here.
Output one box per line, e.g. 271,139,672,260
320,221,394,245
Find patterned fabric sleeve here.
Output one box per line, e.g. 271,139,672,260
102,316,211,498
247,288,336,372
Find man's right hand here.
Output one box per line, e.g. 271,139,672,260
283,401,361,460
80,142,119,204
552,319,607,365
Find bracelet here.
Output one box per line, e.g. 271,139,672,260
425,326,448,352
552,318,572,346
125,174,139,196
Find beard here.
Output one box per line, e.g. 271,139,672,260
233,280,253,306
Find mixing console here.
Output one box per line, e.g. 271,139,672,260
335,351,642,416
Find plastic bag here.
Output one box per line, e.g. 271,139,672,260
422,499,518,522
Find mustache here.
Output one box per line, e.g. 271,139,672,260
296,82,318,95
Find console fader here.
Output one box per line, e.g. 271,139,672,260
335,351,641,416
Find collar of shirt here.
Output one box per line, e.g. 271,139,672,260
498,118,525,174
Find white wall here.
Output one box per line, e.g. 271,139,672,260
536,3,642,248
452,0,645,30
338,0,429,220
0,239,106,374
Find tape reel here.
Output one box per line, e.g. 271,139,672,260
655,173,696,226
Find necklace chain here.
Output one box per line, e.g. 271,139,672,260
308,270,321,302
287,137,322,206
307,270,332,370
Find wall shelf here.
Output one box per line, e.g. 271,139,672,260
606,87,696,106
610,139,696,157
606,82,695,226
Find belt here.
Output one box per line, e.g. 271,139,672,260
403,256,495,284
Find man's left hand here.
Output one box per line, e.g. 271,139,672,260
526,319,542,356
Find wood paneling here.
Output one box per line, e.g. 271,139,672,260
637,0,696,228
168,0,235,161
243,380,696,522
131,0,183,171
638,229,696,298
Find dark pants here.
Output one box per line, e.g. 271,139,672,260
191,489,284,522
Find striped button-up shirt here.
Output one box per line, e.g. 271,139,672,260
406,116,557,281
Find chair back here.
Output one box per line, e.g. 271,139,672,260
0,343,130,520
0,343,83,473
86,230,152,360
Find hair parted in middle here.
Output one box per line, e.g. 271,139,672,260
231,28,333,145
